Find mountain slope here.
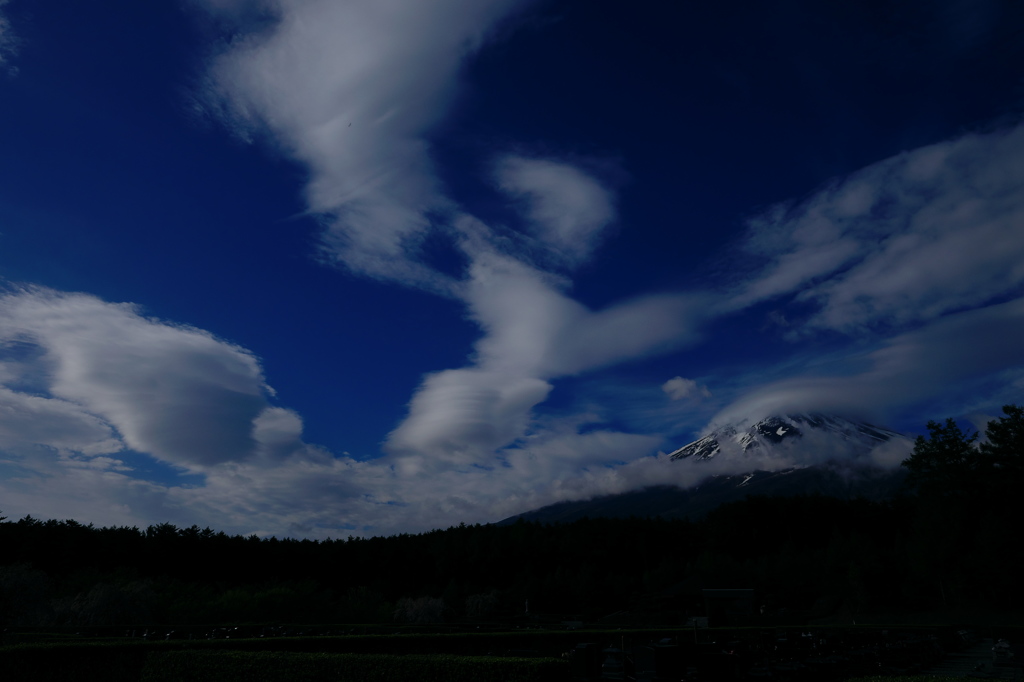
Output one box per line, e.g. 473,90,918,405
498,465,906,525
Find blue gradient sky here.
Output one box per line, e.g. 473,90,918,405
1,0,1023,536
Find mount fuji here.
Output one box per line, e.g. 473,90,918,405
499,413,912,525
667,413,906,463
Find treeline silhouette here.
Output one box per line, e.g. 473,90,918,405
1,406,1021,628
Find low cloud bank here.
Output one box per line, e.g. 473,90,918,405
0,288,692,536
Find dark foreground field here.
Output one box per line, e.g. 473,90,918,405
3,623,1022,682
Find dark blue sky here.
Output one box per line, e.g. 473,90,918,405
1,0,1023,536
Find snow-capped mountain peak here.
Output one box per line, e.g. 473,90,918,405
668,413,905,462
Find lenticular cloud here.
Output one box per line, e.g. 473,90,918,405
0,287,274,466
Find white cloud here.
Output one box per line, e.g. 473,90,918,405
736,122,1024,332
385,243,709,465
464,251,707,377
662,376,711,402
202,0,524,287
0,287,278,467
251,406,305,461
495,156,616,266
387,368,552,468
0,441,178,529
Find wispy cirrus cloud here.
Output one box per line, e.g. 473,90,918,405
0,0,19,74
202,0,526,289
734,122,1024,332
711,295,1024,430
690,120,1024,435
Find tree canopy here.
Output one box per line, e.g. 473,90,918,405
902,404,1024,499
901,417,979,498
